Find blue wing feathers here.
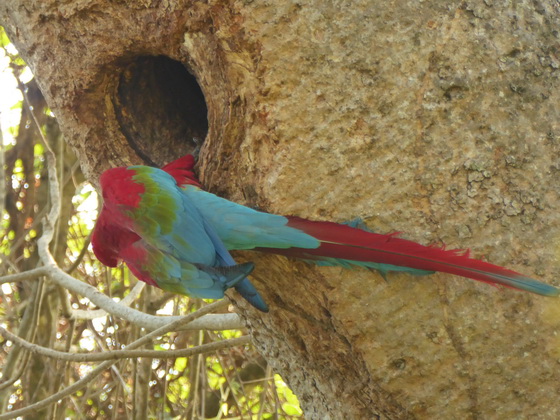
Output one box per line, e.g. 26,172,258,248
125,167,268,311
183,187,319,250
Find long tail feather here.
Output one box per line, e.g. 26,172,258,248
259,217,559,297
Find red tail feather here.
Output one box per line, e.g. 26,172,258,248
260,217,559,296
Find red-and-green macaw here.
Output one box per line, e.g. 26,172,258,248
92,154,559,312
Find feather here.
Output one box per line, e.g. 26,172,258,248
161,154,201,187
254,217,559,296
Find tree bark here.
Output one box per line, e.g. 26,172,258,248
3,1,560,418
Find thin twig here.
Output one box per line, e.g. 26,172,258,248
0,351,32,392
65,230,92,274
0,277,45,397
0,267,49,284
0,301,242,420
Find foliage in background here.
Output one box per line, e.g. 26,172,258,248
0,26,302,419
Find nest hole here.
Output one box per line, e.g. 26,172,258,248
114,56,208,165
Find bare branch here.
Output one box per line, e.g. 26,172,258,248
0,352,31,392
0,267,48,284
0,301,244,420
46,265,243,330
0,264,243,332
0,265,243,330
70,281,145,320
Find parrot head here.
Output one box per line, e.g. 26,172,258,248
92,167,145,267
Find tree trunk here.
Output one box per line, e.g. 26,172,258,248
3,1,560,418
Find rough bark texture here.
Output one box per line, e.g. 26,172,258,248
3,1,560,418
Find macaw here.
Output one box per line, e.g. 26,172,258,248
92,154,560,312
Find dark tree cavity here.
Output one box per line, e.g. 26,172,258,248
114,56,208,166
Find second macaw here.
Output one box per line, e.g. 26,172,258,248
92,155,560,312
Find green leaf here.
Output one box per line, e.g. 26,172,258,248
0,27,10,47
9,101,22,111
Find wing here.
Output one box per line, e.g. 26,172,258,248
180,185,319,250
110,166,254,299
119,238,253,298
124,166,217,265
